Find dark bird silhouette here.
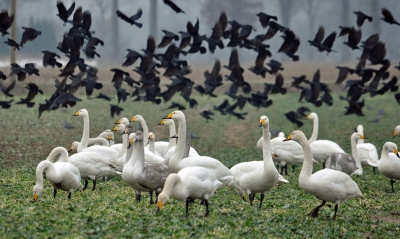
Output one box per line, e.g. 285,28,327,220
142,35,156,56
68,6,83,26
199,110,214,121
266,59,284,75
42,51,62,68
284,38,300,61
308,26,324,49
8,63,27,81
256,12,278,28
248,48,270,78
116,9,143,28
24,63,40,76
4,38,20,50
297,106,311,118
320,31,337,54
0,99,13,109
381,8,400,25
395,93,400,105
0,80,16,97
84,37,104,59
374,76,398,96
338,26,351,37
264,21,286,40
110,68,130,85
0,9,14,36
278,29,297,53
207,21,224,53
56,0,75,25
202,59,223,97
284,111,303,128
264,73,287,95
395,61,400,71
343,27,361,50
353,11,373,27
110,104,124,118
0,71,6,80
163,0,185,14
49,93,82,110
95,93,113,101
123,49,142,67
20,27,41,47
162,102,186,111
22,83,43,102
343,99,365,116
158,30,179,48
335,66,354,84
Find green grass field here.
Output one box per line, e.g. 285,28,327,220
1,83,400,238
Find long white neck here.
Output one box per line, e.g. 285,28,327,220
261,122,276,174
298,134,314,180
169,116,186,172
357,126,364,144
135,138,145,171
116,133,128,158
308,115,319,144
351,135,363,175
77,113,90,152
149,138,155,153
88,137,109,147
168,121,177,148
139,119,149,146
36,161,61,186
125,141,134,165
182,130,191,159
46,147,69,162
162,173,185,199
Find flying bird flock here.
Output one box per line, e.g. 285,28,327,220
2,1,400,220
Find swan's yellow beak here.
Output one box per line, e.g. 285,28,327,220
272,153,277,158
113,125,118,131
284,133,292,141
163,112,173,119
259,119,265,127
69,145,73,151
157,119,166,125
128,138,134,148
149,134,153,139
156,201,163,214
242,194,246,201
395,149,399,156
306,115,310,120
394,131,398,138
73,111,79,116
33,193,38,201
108,135,114,141
359,134,365,139
130,117,136,122
116,119,122,124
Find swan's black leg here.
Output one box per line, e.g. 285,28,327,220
83,180,88,191
149,191,154,204
204,200,210,216
135,192,141,203
53,189,57,199
308,200,326,218
292,165,295,173
92,180,96,191
280,166,284,175
322,162,326,169
186,199,190,216
373,167,376,175
259,193,265,209
276,164,280,170
284,165,288,176
249,194,254,206
68,192,72,199
333,204,339,220
391,179,395,193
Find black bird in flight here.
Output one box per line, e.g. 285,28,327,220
56,0,75,25
116,8,143,28
0,9,14,36
4,38,20,50
256,12,278,28
381,8,400,25
353,11,373,27
163,0,185,14
20,27,41,47
110,104,124,118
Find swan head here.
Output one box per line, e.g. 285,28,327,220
113,124,125,134
156,192,170,214
163,111,184,120
135,131,144,142
284,130,307,142
32,184,43,201
73,109,88,117
259,115,269,127
351,132,364,141
157,119,174,126
130,115,143,123
115,117,129,125
69,141,79,151
127,133,136,149
394,126,400,138
356,125,364,135
148,132,155,141
384,142,400,157
306,112,317,120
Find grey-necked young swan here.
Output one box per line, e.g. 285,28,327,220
284,130,365,220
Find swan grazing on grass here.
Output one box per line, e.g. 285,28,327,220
73,109,118,162
229,115,288,208
33,147,82,201
356,125,379,173
131,115,169,156
163,111,233,186
157,166,223,216
306,112,345,168
284,130,365,220
377,142,400,193
325,132,363,176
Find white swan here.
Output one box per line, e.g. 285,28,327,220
157,119,177,155
33,147,82,201
115,117,130,126
356,125,379,171
157,166,224,216
97,129,114,146
377,142,400,193
163,111,233,186
73,109,118,162
69,137,110,153
131,114,169,156
325,132,363,176
284,130,365,220
229,115,288,208
306,112,345,167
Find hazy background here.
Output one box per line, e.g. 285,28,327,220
0,0,399,68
